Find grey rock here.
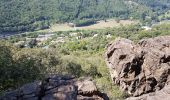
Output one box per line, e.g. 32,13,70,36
0,75,108,100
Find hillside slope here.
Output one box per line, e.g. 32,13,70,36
0,0,170,33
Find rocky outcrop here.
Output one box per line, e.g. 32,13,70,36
0,75,109,100
126,84,170,100
105,36,170,97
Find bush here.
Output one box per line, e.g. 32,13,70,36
0,44,14,91
74,19,97,27
0,43,61,92
65,62,84,77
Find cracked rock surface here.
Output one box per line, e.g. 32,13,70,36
105,36,170,99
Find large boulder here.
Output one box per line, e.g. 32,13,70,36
0,75,109,100
105,36,170,97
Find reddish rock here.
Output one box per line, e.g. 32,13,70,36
105,36,170,97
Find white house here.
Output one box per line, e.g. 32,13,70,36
142,26,152,31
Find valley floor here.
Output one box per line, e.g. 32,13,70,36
38,19,137,32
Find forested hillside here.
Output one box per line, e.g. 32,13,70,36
0,0,170,33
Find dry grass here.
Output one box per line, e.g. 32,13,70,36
76,19,136,30
39,19,137,32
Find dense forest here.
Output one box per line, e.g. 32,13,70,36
0,0,170,33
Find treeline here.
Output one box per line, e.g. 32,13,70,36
0,0,170,33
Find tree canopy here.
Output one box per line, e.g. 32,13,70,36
0,0,170,33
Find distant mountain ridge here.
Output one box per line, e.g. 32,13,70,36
0,0,170,33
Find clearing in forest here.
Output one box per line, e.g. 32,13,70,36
39,19,137,32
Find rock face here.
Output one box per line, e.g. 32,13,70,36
126,84,170,100
105,36,170,97
0,75,109,100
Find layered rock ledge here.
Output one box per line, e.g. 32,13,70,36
105,36,170,99
0,75,109,100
